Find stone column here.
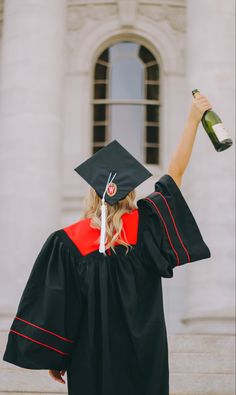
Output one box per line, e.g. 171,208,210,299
181,0,235,333
0,0,66,328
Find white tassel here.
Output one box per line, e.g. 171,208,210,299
99,171,117,254
99,198,107,253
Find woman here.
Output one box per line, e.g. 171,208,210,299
3,92,212,395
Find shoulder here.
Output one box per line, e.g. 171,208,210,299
56,217,100,257
137,173,180,211
40,225,86,259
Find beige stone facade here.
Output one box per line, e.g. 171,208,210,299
0,1,235,394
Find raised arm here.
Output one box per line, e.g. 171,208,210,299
167,92,212,187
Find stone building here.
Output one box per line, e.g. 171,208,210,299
0,1,235,394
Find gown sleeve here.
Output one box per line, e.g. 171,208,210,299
2,230,82,370
137,173,211,278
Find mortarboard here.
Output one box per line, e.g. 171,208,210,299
74,139,153,254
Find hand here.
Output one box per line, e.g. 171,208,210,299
48,369,66,384
188,92,212,124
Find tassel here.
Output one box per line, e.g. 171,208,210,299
99,198,107,253
99,171,117,254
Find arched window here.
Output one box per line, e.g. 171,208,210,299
93,41,160,164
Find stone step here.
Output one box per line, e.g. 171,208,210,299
170,372,235,395
0,368,66,393
168,333,235,354
170,351,234,374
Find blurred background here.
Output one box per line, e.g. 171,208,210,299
0,0,235,394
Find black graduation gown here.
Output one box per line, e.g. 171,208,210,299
2,174,211,395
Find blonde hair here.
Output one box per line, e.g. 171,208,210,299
81,187,137,255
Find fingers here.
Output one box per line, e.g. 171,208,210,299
193,95,212,111
189,93,212,123
48,369,66,384
48,369,65,384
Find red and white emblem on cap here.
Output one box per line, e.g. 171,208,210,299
107,182,117,197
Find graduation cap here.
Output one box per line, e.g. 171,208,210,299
74,139,153,254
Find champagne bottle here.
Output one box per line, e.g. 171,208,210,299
192,89,233,152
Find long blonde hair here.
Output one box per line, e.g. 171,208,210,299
81,187,137,254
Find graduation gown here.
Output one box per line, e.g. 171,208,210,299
3,174,211,395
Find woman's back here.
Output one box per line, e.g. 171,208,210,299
3,174,211,395
57,199,169,395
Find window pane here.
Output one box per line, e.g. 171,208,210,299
109,104,145,162
146,105,159,122
93,126,106,142
146,147,159,164
109,42,144,100
95,63,107,80
94,104,106,121
99,49,109,62
146,84,159,100
94,83,107,99
147,65,159,80
146,126,159,143
138,45,156,63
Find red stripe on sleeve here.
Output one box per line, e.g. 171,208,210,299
145,197,180,265
15,316,75,343
10,329,70,356
153,192,191,262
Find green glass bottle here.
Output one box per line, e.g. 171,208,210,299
192,89,233,152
